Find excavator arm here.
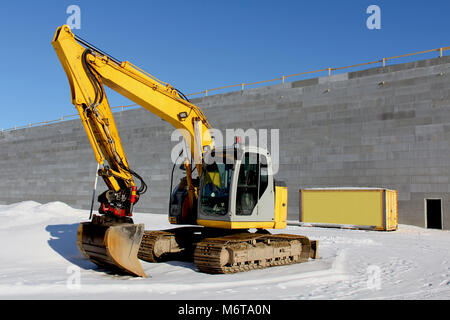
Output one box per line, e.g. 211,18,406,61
52,25,213,218
52,25,213,277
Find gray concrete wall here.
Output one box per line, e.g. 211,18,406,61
1,56,450,229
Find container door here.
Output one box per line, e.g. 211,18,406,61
385,190,398,231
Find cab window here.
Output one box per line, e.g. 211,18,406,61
236,153,257,215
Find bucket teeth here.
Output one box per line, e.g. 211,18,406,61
77,221,146,277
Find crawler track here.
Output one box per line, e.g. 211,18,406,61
138,231,174,262
138,227,203,262
138,228,318,274
194,233,315,274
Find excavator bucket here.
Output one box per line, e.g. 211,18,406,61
77,221,146,277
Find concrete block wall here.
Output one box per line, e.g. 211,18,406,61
1,55,450,229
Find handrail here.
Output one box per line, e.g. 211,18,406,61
186,46,449,97
1,45,448,133
0,104,140,133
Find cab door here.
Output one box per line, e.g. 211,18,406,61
234,151,274,222
235,152,259,216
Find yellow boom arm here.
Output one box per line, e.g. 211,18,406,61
52,25,213,216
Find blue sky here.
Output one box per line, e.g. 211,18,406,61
0,0,449,130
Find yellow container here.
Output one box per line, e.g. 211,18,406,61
300,188,398,231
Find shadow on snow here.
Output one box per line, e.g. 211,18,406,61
45,223,95,271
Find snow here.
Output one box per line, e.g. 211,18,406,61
0,201,449,300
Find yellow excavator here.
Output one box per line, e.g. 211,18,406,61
52,25,318,278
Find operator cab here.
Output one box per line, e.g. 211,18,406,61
169,143,287,229
197,144,278,229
